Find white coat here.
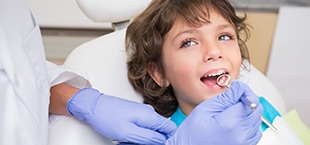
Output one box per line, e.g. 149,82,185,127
0,0,50,144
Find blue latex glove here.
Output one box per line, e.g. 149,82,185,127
67,88,177,145
166,81,263,145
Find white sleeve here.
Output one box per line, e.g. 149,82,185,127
47,60,91,129
46,61,91,89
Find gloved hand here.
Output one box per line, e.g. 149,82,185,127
67,88,176,145
166,81,263,145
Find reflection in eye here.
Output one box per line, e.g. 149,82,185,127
180,39,197,48
218,34,232,41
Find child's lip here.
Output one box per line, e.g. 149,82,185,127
204,70,226,77
201,68,229,79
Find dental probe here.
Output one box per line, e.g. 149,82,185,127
216,74,279,133
241,97,279,133
261,116,279,133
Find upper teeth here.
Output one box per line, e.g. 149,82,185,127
206,70,225,77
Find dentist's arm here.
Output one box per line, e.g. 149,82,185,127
49,83,176,145
166,81,263,145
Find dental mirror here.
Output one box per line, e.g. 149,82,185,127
216,74,232,88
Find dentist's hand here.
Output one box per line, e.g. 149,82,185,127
166,81,263,145
67,88,176,145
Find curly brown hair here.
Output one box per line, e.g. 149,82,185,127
126,0,251,117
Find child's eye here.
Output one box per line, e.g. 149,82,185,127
218,34,233,41
180,39,197,48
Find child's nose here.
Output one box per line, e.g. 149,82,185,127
202,43,223,62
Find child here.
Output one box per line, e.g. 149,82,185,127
126,0,250,119
126,0,304,144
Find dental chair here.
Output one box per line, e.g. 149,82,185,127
48,0,287,144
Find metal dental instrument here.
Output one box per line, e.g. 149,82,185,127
216,74,232,88
216,74,279,133
261,116,279,133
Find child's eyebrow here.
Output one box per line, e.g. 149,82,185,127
172,23,234,41
216,24,234,30
172,29,198,41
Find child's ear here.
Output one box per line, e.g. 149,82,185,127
148,63,170,87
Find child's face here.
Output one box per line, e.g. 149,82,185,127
150,11,242,115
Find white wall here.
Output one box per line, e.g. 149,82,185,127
267,6,310,127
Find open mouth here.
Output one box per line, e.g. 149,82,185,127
200,70,228,86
